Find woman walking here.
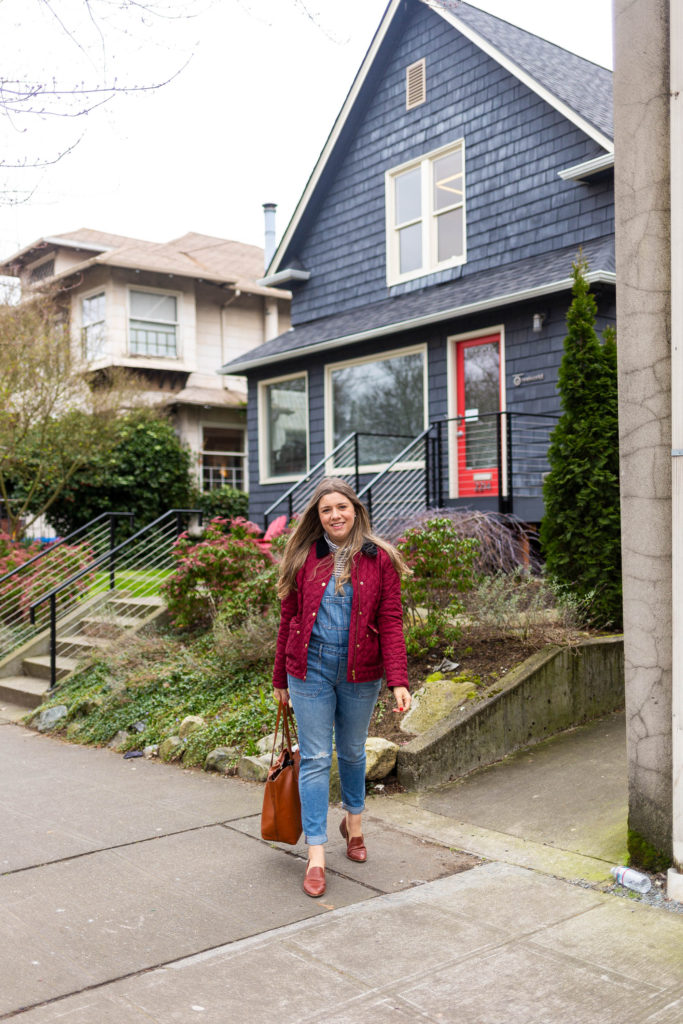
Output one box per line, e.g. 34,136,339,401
273,478,411,897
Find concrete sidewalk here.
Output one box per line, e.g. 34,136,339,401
0,712,681,1023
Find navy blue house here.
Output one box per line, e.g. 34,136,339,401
222,0,615,535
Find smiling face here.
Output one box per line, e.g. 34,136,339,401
318,490,356,545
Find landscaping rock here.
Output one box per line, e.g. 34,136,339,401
158,736,183,762
65,721,82,740
204,746,239,773
107,730,130,750
256,733,276,755
400,677,474,735
365,737,399,780
237,754,271,782
143,745,159,759
35,705,68,732
178,715,205,740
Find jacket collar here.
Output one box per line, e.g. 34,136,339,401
314,536,377,559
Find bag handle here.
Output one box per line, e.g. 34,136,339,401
268,700,298,768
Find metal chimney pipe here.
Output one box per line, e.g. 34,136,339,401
263,202,277,271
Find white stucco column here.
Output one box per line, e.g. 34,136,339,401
668,0,683,900
614,0,673,860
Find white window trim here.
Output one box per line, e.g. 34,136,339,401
79,285,108,361
446,325,506,500
325,344,429,474
258,371,309,485
385,139,466,287
126,284,182,359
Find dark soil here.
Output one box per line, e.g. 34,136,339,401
369,630,594,745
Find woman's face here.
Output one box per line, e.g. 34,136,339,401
318,491,356,544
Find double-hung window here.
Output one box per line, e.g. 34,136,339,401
81,292,106,360
129,290,178,357
386,140,466,285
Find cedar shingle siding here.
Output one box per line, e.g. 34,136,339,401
224,1,615,524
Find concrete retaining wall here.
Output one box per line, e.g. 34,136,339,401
397,637,625,790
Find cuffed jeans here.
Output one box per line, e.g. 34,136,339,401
288,639,381,846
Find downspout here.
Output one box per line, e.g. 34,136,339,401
219,287,241,389
669,0,683,899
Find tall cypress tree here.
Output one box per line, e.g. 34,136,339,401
540,258,622,628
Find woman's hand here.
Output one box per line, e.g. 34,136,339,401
391,686,411,712
274,687,291,705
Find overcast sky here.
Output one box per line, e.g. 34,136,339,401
0,0,613,263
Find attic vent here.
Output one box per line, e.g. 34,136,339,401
29,259,54,282
406,59,426,110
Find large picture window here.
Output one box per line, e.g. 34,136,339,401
261,374,308,479
129,290,178,357
81,292,106,360
386,140,466,285
328,348,427,466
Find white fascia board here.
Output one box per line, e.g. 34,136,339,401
221,269,616,374
257,269,311,287
266,0,403,277
426,3,614,153
558,153,615,181
43,236,116,253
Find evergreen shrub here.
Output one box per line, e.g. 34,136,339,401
540,258,622,628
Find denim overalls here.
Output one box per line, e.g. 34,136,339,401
287,574,382,846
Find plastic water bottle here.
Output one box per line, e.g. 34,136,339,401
610,866,652,894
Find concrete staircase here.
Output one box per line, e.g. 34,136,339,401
0,593,166,719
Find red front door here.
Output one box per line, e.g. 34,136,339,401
456,335,502,497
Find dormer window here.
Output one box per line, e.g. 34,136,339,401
406,59,426,110
385,139,466,285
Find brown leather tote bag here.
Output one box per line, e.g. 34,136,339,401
260,702,302,845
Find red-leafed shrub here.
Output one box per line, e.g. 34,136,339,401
162,518,281,631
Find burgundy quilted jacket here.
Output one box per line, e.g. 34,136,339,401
273,537,409,690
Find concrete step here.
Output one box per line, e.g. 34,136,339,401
0,699,32,723
56,635,112,657
22,655,79,682
109,595,165,616
79,614,143,637
0,675,49,709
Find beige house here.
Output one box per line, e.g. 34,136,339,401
0,228,290,493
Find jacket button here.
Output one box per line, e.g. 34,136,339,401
360,581,364,585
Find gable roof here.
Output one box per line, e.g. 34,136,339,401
224,234,615,374
267,0,613,279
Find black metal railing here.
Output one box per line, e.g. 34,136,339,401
28,509,202,689
0,512,134,661
261,412,559,537
262,430,414,528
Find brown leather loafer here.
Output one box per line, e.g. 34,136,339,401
340,816,367,862
303,863,326,898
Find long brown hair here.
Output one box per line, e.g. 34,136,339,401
277,477,408,599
